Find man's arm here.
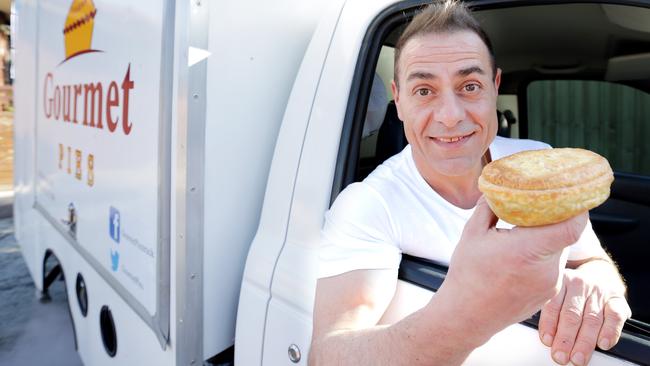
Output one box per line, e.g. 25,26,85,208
310,269,484,365
538,245,631,366
310,197,589,365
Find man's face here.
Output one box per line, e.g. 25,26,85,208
392,31,501,178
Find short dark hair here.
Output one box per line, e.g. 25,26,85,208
393,0,496,88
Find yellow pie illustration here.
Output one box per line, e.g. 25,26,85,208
63,0,97,60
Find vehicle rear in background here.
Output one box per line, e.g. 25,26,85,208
12,0,332,364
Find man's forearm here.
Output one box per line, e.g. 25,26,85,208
309,325,407,366
310,318,474,365
309,287,487,366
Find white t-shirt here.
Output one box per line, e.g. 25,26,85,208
319,136,602,278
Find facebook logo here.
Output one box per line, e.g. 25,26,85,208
109,207,120,243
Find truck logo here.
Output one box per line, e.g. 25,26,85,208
63,0,101,63
109,206,120,243
110,249,119,272
43,0,136,136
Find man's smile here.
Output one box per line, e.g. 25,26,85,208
430,131,475,145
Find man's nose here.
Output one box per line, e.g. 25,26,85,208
434,91,464,127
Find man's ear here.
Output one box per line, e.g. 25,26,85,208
391,79,403,121
494,68,502,93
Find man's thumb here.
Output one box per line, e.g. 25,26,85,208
465,196,499,236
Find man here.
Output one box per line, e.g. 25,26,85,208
309,1,631,365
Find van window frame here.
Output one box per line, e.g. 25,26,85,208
330,1,650,364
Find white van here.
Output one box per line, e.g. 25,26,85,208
12,0,650,365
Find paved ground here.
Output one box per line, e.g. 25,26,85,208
0,216,83,366
0,99,82,364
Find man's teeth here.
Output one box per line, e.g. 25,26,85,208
437,136,466,143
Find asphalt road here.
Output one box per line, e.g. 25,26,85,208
0,216,83,366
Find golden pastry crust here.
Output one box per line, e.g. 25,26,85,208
478,148,614,226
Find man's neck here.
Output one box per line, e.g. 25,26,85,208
413,152,490,210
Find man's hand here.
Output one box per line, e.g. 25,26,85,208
538,260,631,366
441,197,590,342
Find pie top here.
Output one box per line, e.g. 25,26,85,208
480,148,612,191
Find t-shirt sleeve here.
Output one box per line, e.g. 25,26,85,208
567,220,603,260
318,182,402,279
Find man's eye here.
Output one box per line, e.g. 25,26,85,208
464,83,480,93
417,89,431,96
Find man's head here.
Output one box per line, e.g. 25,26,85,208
391,0,501,182
393,1,497,89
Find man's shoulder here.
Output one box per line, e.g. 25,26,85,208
367,145,412,180
492,136,551,160
361,146,415,197
332,147,413,211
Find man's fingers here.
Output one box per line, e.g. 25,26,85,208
551,282,587,365
539,282,567,347
464,195,498,236
597,297,631,350
569,294,604,366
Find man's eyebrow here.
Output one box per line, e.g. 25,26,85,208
457,66,485,77
405,67,486,83
406,71,437,83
